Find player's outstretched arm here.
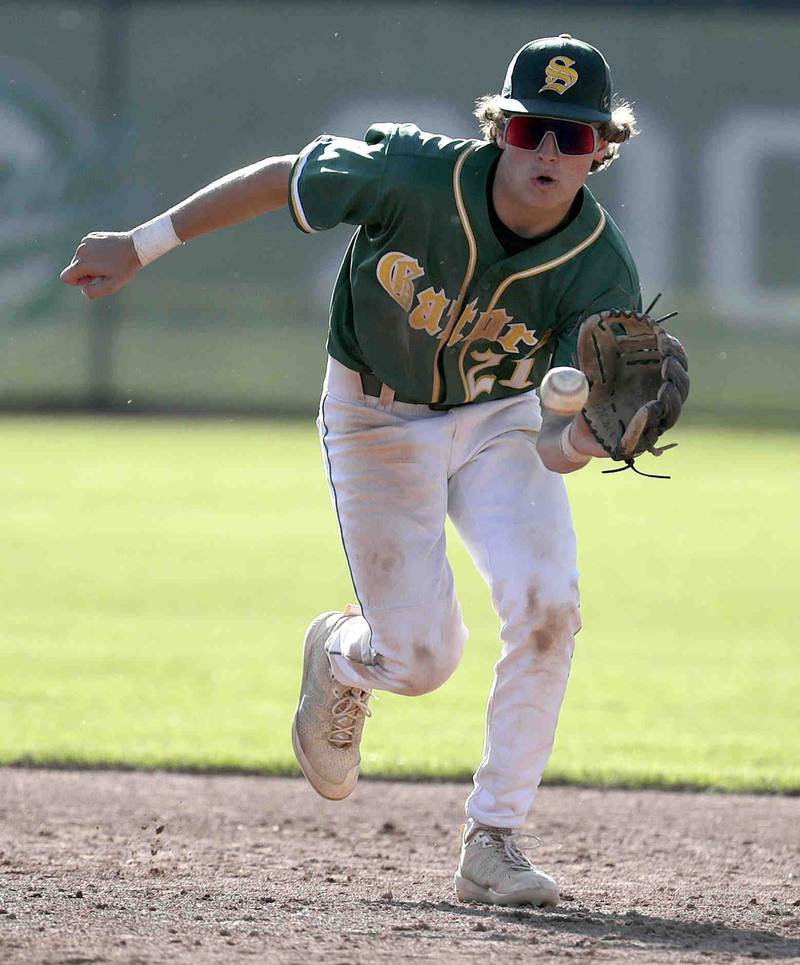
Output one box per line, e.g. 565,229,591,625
60,154,296,300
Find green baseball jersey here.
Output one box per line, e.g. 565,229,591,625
289,123,641,405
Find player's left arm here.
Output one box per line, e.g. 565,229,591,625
536,410,608,474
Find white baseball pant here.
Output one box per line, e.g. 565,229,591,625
317,357,580,829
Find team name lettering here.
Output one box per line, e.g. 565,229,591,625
446,299,479,346
375,252,539,353
376,251,425,311
497,322,539,353
408,286,449,335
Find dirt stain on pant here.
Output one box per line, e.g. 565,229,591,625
531,604,576,656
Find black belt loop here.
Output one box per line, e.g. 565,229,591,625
359,371,384,399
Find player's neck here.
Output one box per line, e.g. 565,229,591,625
492,176,578,241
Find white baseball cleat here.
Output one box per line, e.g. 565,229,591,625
454,824,559,907
291,610,372,801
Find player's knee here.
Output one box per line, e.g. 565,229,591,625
503,573,579,632
497,605,576,683
391,654,457,696
498,577,580,668
387,619,466,696
529,601,578,657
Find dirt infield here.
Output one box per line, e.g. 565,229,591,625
0,769,798,964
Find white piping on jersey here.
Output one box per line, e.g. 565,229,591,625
430,142,481,401
456,207,608,399
290,140,321,234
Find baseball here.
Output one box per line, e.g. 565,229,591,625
539,367,589,415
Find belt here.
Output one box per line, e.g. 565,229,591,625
359,370,456,410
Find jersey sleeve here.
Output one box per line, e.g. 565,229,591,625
288,133,390,234
550,274,643,369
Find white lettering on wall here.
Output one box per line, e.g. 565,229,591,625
619,119,676,299
704,109,800,329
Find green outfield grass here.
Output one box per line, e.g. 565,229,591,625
0,418,797,792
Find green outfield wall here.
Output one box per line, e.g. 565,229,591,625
2,1,799,420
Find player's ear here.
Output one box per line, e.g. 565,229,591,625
496,119,508,150
593,138,608,163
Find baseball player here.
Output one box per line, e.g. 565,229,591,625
61,35,688,908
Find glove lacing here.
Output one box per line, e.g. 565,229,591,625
602,441,678,480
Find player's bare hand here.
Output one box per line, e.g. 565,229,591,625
60,232,141,300
569,412,610,459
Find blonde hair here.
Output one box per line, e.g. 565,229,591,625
473,94,638,173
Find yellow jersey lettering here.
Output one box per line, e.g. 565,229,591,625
497,322,539,354
470,308,514,343
408,287,451,336
376,251,424,311
445,299,479,345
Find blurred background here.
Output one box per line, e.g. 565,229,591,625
2,0,799,422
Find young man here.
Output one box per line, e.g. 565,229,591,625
62,35,664,908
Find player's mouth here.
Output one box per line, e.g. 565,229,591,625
532,174,557,187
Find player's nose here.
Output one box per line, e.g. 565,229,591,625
534,131,560,159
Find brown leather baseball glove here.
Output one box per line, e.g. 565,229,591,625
577,303,689,477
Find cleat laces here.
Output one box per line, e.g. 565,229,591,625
477,828,543,872
328,686,372,748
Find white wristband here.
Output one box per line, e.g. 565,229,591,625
131,213,183,267
559,423,592,465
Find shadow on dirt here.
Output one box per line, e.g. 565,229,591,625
370,898,800,959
